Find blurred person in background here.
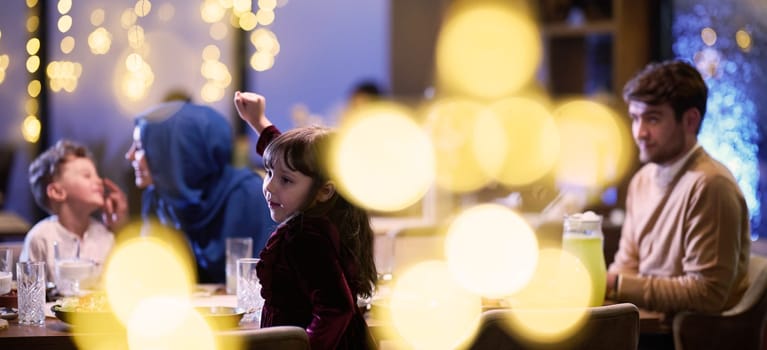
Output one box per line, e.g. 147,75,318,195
607,60,750,349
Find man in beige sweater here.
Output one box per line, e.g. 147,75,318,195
606,60,750,319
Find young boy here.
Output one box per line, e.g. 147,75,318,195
21,140,126,284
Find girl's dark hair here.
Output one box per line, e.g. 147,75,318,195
623,60,708,133
263,126,378,298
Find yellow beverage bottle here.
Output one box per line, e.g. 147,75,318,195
562,213,606,307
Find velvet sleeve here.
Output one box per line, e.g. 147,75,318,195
256,125,281,156
285,230,355,349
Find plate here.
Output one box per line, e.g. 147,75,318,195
195,306,245,330
51,304,122,331
0,306,17,320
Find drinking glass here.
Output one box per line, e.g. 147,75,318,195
237,258,263,324
0,248,11,295
55,258,95,296
17,261,46,325
226,237,253,294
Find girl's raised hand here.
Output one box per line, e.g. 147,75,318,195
234,91,272,134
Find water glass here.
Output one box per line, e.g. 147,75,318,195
237,258,263,323
226,237,253,294
17,261,46,325
0,248,11,295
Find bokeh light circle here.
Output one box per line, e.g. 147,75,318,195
389,260,482,349
553,100,632,189
331,102,435,212
424,98,498,192
127,297,216,350
103,232,195,325
505,248,591,343
483,97,560,186
436,2,541,99
445,204,538,297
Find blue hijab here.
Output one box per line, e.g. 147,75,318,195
136,102,274,283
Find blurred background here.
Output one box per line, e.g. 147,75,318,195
0,0,765,242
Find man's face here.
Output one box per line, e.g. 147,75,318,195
628,101,687,166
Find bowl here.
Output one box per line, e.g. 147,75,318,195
195,306,245,330
51,304,123,332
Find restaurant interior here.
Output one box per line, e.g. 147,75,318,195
1,0,767,349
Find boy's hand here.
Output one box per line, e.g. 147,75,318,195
234,91,272,134
102,178,128,232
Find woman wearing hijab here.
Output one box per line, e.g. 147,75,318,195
125,101,274,283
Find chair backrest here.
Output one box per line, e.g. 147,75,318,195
722,255,767,317
217,326,310,350
466,303,640,350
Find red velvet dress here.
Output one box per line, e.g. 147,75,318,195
256,215,372,349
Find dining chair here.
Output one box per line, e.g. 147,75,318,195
465,303,640,350
673,254,767,350
216,326,310,350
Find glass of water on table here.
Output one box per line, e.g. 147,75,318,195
237,258,264,324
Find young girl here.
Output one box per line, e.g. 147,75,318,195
234,91,377,349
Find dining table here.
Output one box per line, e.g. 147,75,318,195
0,285,256,350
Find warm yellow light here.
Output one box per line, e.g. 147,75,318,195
436,2,541,99
135,0,153,17
239,11,258,31
249,51,274,71
256,9,275,26
201,0,226,23
258,0,276,10
128,25,145,49
26,55,40,73
331,103,436,212
424,98,494,192
26,38,41,55
27,16,40,32
200,82,225,103
25,98,39,115
209,22,228,41
126,53,144,72
22,115,41,143
26,0,39,8
232,0,252,14
58,15,73,33
701,27,717,46
554,100,632,189
126,297,216,350
88,27,112,55
389,261,482,349
250,28,280,55
505,248,591,343
104,234,195,325
446,204,538,297
202,45,221,61
60,36,75,54
736,29,752,51
27,80,42,97
121,8,138,29
485,97,560,186
57,0,72,14
0,55,8,70
218,0,234,9
90,9,105,26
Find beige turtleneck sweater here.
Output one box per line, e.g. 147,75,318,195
608,146,750,314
